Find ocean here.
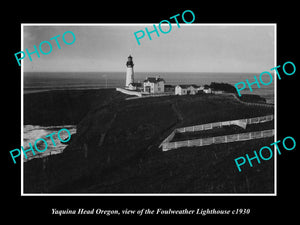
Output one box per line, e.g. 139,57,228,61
24,71,275,103
23,71,275,161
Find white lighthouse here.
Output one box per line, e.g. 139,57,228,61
125,55,134,88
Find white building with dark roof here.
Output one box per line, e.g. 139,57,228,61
175,84,201,95
143,76,165,94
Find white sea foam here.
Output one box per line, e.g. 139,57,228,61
23,125,76,162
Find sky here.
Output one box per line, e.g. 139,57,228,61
23,24,275,73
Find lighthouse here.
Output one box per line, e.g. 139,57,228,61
125,55,134,88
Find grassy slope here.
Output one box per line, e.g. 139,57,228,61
23,90,274,193
24,89,123,126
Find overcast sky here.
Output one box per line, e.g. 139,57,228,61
23,24,275,73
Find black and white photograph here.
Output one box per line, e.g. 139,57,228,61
4,4,298,220
22,24,275,194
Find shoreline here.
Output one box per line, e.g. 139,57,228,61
23,125,77,162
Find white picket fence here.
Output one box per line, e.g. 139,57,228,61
160,115,274,151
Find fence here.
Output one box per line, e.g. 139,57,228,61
175,115,273,134
160,114,274,151
161,129,274,151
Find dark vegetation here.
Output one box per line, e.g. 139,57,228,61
24,89,274,193
209,82,237,94
207,82,268,104
24,89,121,126
239,94,267,104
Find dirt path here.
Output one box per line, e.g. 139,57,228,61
171,101,184,122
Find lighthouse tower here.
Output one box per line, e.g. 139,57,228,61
125,55,134,87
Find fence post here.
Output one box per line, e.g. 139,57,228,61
247,132,251,140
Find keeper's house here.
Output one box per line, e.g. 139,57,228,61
143,76,165,94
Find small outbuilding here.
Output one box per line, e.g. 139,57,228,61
175,84,201,95
203,87,212,94
211,89,224,94
164,84,175,93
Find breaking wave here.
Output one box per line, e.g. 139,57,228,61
23,125,76,162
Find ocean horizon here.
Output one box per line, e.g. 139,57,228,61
24,71,275,104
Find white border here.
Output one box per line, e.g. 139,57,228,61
274,24,277,196
21,23,277,196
